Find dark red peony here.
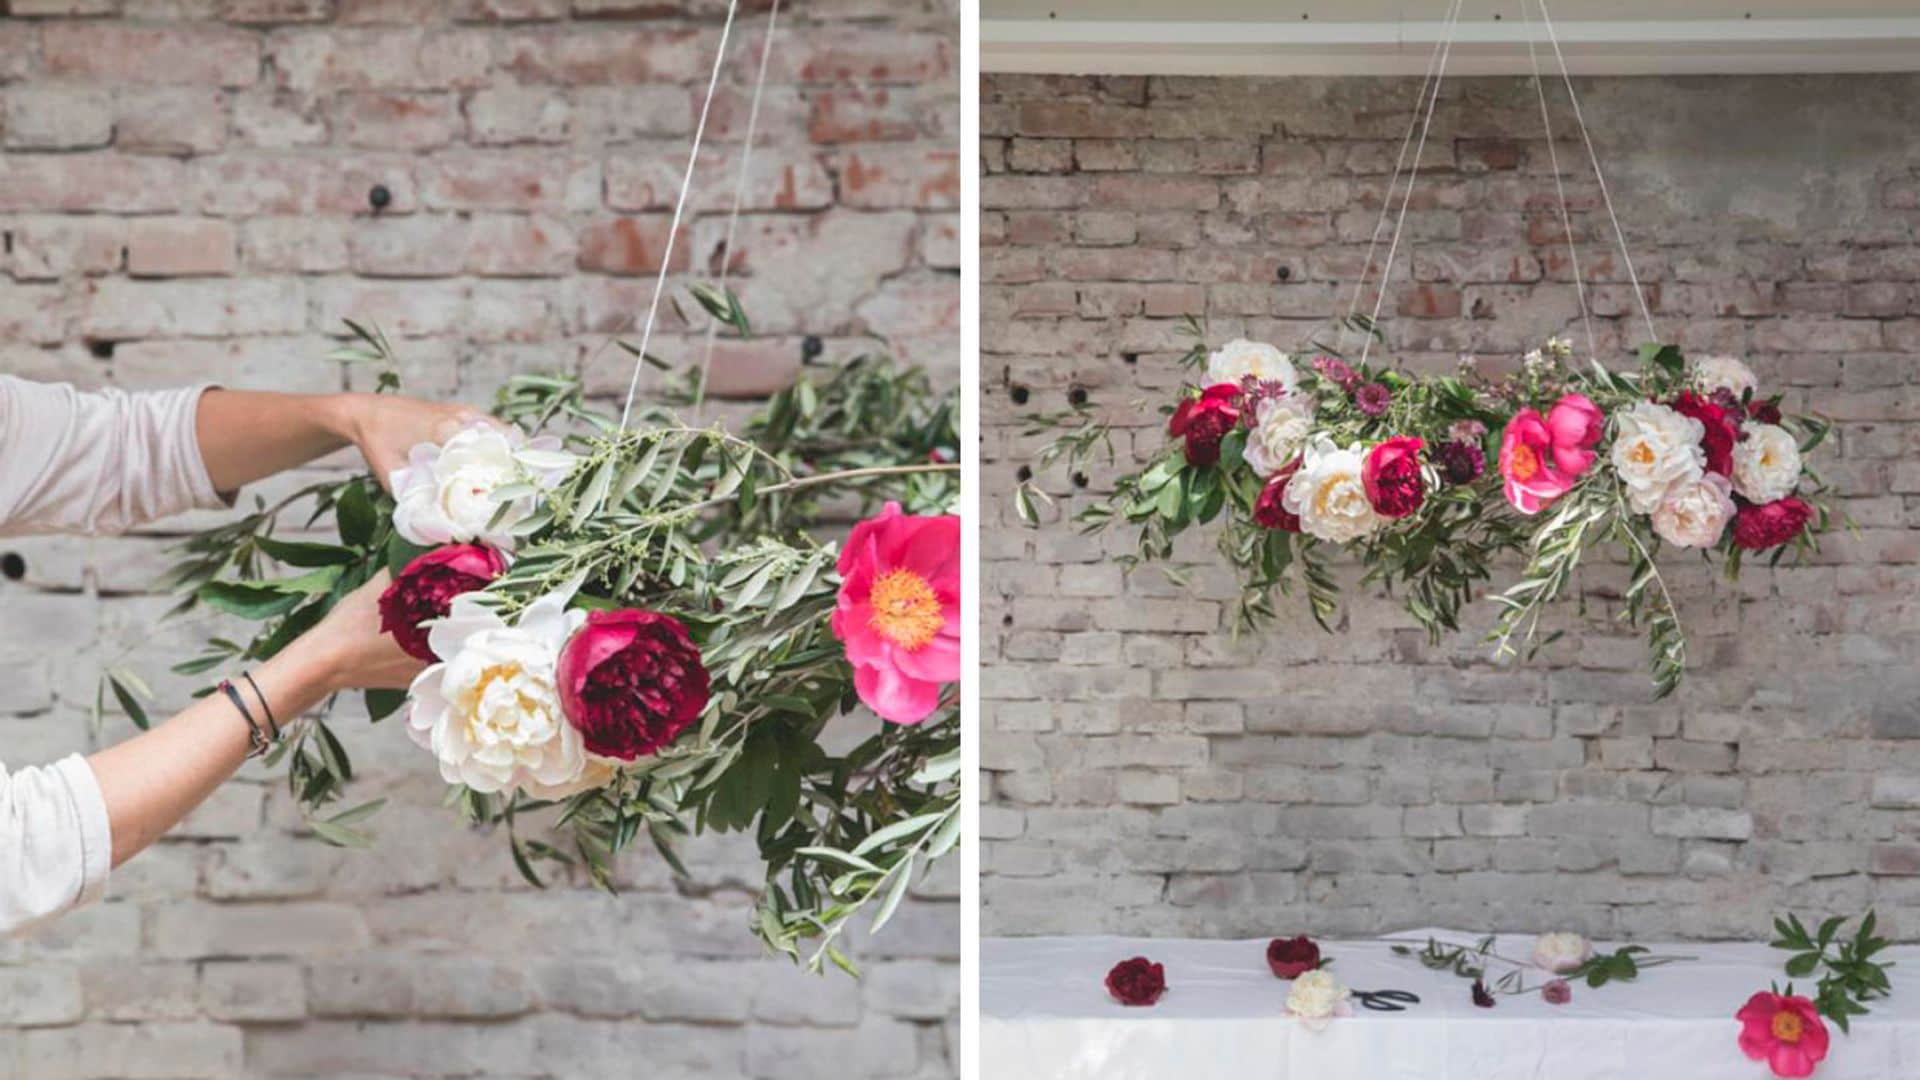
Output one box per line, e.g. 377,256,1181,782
1169,384,1241,467
1363,435,1426,519
556,609,711,761
1106,957,1167,1006
378,544,508,661
1266,935,1321,979
1748,398,1783,426
1253,460,1302,532
1732,496,1814,552
1670,391,1739,477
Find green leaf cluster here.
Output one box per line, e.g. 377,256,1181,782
1772,911,1894,1033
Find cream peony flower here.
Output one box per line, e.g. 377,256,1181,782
1281,436,1382,544
1241,393,1317,477
390,423,576,551
1206,339,1298,392
1610,401,1706,514
405,591,612,800
1531,932,1593,974
1284,969,1350,1030
1733,423,1801,504
1652,472,1736,549
1690,354,1758,399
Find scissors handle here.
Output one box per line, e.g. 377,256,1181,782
1353,989,1420,1011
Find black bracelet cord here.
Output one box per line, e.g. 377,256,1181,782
240,671,280,741
218,678,271,759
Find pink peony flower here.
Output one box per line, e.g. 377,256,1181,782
1362,436,1425,519
1168,384,1241,467
378,544,508,661
1545,393,1605,475
1499,410,1577,515
1737,991,1829,1078
831,502,960,725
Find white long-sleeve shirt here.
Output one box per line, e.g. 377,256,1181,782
0,375,225,936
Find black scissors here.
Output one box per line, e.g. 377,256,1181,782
1351,988,1420,1012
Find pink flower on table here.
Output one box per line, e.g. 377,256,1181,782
1541,979,1572,1005
1736,991,1829,1078
831,502,959,725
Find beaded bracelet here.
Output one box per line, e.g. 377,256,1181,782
218,678,272,759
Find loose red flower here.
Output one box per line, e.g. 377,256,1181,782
1362,436,1426,519
556,609,711,761
378,544,507,661
1106,957,1167,1006
1671,390,1739,477
1266,935,1321,979
1736,991,1829,1078
1733,496,1814,552
1168,384,1241,467
1253,459,1302,532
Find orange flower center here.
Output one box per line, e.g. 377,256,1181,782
869,568,944,651
1771,1010,1804,1044
1509,443,1541,482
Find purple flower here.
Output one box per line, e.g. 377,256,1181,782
1313,355,1358,390
1436,440,1486,486
1471,980,1496,1008
1542,979,1572,1005
1354,382,1392,417
1449,419,1487,442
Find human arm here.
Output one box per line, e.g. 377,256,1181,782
192,389,487,497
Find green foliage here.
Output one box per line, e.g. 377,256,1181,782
1391,936,1689,997
1772,910,1894,1033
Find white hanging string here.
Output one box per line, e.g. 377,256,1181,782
693,0,781,422
1520,0,1596,361
1358,0,1465,369
1339,0,1463,357
619,0,741,431
1534,0,1659,345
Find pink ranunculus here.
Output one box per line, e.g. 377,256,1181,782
556,608,710,761
1168,384,1242,467
1362,436,1425,519
378,543,508,661
1498,410,1577,515
1736,991,1829,1078
831,502,959,725
1545,393,1605,475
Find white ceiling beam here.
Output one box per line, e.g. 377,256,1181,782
983,17,1920,76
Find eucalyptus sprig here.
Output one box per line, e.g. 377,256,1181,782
1771,910,1894,1033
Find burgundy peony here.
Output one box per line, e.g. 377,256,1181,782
556,609,711,761
1253,460,1302,532
1168,384,1241,467
1749,398,1784,426
1266,935,1321,979
1435,439,1486,486
1670,391,1739,477
1732,496,1814,552
1106,957,1167,1006
1363,436,1426,519
378,544,508,661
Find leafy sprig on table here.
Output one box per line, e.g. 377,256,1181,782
1772,911,1894,1033
1391,936,1688,997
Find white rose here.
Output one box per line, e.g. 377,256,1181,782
1281,436,1382,544
1732,423,1801,504
1206,339,1298,392
1610,401,1706,514
405,591,612,800
390,423,576,551
1690,354,1758,399
1242,393,1317,477
1652,472,1736,549
1531,932,1592,974
1284,969,1349,1029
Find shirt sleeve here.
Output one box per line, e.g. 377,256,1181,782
0,375,228,537
0,754,113,938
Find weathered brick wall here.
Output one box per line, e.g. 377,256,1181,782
0,4,957,1077
981,73,1920,943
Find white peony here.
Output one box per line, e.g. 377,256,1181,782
1206,339,1298,392
405,591,612,800
1281,436,1383,544
1690,354,1758,399
1732,423,1801,504
1284,969,1350,1030
1652,472,1736,549
1610,401,1706,515
1531,932,1592,974
390,422,576,551
1241,393,1317,478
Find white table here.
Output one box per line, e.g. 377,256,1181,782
982,932,1920,1079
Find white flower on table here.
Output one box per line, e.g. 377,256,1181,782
1610,401,1706,515
1281,436,1383,544
1732,423,1802,504
405,591,612,801
1652,473,1736,549
1206,339,1298,392
1242,393,1316,478
1690,354,1758,399
1283,968,1351,1031
1531,932,1593,974
390,422,576,551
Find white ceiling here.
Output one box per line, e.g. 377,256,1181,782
983,1,1920,76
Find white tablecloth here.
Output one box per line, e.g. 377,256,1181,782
982,932,1920,1079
